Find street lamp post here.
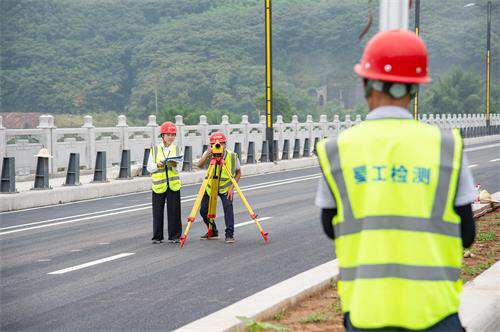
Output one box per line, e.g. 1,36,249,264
486,1,491,134
264,0,274,162
413,0,420,120
465,1,493,134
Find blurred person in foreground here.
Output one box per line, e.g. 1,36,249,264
315,29,475,331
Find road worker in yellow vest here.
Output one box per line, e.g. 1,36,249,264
315,30,476,331
147,121,183,244
197,132,241,243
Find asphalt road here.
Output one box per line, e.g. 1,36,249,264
0,139,498,331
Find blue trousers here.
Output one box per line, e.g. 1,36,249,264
344,313,465,332
200,192,234,236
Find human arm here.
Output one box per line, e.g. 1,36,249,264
197,147,212,168
455,152,476,248
147,147,162,173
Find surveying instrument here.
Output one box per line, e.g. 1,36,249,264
179,133,269,247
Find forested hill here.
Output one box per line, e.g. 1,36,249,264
1,0,498,121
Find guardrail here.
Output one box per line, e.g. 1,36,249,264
0,113,499,175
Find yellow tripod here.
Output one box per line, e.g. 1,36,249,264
179,154,269,248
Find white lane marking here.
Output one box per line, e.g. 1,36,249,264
37,259,51,262
1,174,319,231
468,164,478,168
235,217,272,228
464,142,500,152
98,242,110,245
48,253,135,275
0,166,320,215
490,158,500,162
0,204,149,230
1,175,319,236
0,206,152,236
70,249,82,252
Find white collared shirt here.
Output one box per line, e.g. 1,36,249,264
147,143,183,174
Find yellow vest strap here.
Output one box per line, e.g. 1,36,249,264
152,179,168,185
431,131,455,219
340,264,460,282
219,181,232,190
334,215,460,238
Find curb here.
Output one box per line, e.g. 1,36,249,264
463,134,500,146
175,195,500,332
0,157,319,212
460,262,500,332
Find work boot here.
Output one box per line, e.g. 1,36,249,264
225,235,235,244
200,231,219,240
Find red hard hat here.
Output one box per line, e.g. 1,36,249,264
354,29,431,84
160,121,177,135
210,132,226,144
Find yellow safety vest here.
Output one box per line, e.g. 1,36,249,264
151,144,181,193
206,150,237,195
316,119,463,330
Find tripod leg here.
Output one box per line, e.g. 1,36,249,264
221,163,268,242
206,161,221,238
180,163,215,248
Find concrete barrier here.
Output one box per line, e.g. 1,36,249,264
0,157,319,212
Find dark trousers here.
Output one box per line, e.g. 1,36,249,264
152,189,182,241
200,192,234,236
344,313,465,332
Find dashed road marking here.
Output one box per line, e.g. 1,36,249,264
468,164,478,168
490,158,500,162
235,217,272,228
48,253,135,275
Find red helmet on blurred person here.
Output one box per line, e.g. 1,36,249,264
160,121,177,135
210,132,226,144
354,29,431,84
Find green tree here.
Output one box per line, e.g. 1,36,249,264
422,67,482,115
255,92,294,123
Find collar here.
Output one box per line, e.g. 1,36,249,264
365,106,413,120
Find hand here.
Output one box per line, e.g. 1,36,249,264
170,161,177,167
205,147,212,157
226,186,234,201
156,161,164,168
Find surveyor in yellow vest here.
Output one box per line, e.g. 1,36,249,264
197,132,240,243
147,121,183,244
316,30,476,331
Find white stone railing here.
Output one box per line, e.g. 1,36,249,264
0,113,498,175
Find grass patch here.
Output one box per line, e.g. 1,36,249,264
330,278,337,290
463,262,493,276
273,308,286,322
299,313,329,323
331,301,342,315
237,316,289,331
478,231,496,241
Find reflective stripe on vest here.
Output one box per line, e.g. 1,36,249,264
316,120,463,330
151,144,181,193
206,150,236,195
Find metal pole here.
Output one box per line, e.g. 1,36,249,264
413,0,420,120
155,86,158,114
486,1,491,134
265,0,274,162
